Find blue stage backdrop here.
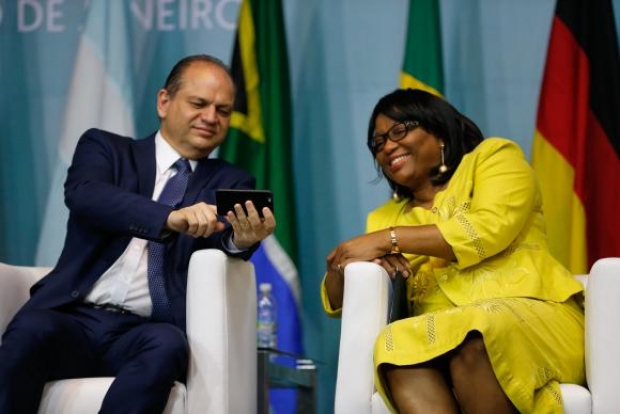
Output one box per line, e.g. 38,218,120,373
1,1,620,413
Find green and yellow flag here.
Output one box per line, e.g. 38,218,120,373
222,0,296,258
400,0,444,96
219,1,302,410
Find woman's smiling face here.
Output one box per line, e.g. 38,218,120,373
373,113,443,192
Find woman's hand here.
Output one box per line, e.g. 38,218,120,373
323,231,387,309
323,231,411,310
326,230,389,274
326,229,413,280
373,254,411,280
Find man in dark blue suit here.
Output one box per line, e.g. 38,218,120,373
0,54,276,414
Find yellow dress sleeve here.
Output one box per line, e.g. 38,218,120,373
436,139,539,268
320,273,343,317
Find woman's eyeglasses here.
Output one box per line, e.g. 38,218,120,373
370,120,420,153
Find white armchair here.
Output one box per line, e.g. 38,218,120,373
0,249,257,414
334,257,620,414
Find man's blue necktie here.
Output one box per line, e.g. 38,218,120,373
148,158,192,322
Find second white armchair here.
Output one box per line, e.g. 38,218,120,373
334,257,620,414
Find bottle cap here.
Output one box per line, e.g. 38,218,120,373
259,283,272,292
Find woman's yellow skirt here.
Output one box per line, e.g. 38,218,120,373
374,280,585,413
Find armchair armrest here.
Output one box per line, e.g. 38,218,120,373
584,257,620,413
0,263,50,338
335,262,391,414
186,249,257,414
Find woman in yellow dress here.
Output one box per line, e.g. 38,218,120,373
322,89,585,413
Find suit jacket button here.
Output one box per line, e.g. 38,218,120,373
71,291,80,298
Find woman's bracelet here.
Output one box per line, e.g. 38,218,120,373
388,226,400,254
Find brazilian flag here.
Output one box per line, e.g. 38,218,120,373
400,0,444,96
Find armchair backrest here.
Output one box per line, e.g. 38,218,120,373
583,257,620,413
0,263,50,339
336,262,391,414
186,249,257,414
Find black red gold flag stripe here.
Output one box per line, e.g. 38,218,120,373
532,0,620,273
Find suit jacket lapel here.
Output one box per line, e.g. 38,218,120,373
133,134,157,199
184,158,221,204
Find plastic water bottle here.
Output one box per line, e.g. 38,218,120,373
257,283,277,349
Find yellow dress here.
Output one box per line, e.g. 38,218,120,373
322,138,585,413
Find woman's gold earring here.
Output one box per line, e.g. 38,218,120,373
439,143,448,174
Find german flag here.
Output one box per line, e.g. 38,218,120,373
400,0,444,96
531,0,620,274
